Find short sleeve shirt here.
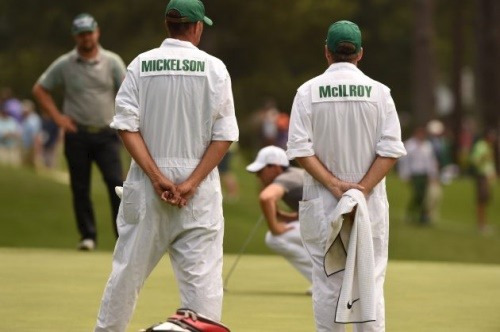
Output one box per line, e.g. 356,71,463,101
37,47,126,127
273,167,304,212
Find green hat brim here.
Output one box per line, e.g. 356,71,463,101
72,27,96,35
203,16,213,26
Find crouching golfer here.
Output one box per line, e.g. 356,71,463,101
247,146,313,292
94,0,238,331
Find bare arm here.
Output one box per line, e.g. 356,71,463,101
175,140,232,203
259,183,293,235
118,130,181,204
359,156,398,195
296,155,364,199
276,209,298,222
32,83,77,133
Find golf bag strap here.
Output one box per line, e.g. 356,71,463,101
168,309,231,332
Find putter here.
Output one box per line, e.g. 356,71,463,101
223,215,264,291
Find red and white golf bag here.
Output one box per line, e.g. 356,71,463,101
140,308,230,332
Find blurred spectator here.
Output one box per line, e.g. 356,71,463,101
458,117,476,171
0,106,21,166
398,126,439,224
470,129,497,234
217,142,240,201
275,112,290,150
426,120,457,221
20,99,43,168
0,87,23,123
40,113,62,169
260,99,279,146
32,13,126,250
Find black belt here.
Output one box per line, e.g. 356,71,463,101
76,123,111,133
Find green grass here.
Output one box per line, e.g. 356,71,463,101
1,248,499,331
1,153,499,263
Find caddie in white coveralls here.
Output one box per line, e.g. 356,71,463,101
94,1,238,331
286,21,406,332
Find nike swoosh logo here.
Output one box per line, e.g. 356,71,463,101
347,298,360,309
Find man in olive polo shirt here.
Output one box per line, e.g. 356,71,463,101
32,13,126,250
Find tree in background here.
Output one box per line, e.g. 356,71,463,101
0,0,498,157
475,0,500,171
412,0,436,126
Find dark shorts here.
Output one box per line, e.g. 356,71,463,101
476,175,491,203
218,151,232,174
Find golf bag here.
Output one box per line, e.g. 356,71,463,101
140,308,230,332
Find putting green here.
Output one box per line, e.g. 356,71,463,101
0,248,499,331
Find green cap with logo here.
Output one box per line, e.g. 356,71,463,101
71,13,98,35
326,20,362,54
165,0,213,26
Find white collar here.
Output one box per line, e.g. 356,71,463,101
161,38,198,50
325,62,361,74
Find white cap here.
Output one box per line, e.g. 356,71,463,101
246,145,289,173
427,120,444,136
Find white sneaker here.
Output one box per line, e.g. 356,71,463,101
77,239,95,251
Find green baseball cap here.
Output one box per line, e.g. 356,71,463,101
71,13,98,35
326,20,362,54
165,0,213,26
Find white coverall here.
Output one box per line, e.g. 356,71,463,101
286,62,406,332
95,38,239,332
265,221,312,283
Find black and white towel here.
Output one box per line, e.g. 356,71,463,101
324,189,376,324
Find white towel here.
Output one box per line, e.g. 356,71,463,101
324,189,376,324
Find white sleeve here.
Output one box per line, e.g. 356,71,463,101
376,87,407,158
397,140,411,180
110,57,140,132
286,93,314,160
211,72,239,141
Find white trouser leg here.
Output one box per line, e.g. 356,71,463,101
302,224,388,332
169,223,224,321
94,211,168,332
353,237,387,332
265,222,313,282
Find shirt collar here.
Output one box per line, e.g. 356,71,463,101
72,46,103,64
325,62,361,74
161,38,199,50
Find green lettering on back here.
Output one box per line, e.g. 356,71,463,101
156,59,163,71
365,86,372,97
198,61,205,72
332,86,339,97
349,85,357,97
357,85,364,97
141,60,153,72
319,86,332,98
190,60,197,71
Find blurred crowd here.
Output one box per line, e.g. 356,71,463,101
1,86,497,233
246,99,497,234
0,87,61,170
397,118,497,234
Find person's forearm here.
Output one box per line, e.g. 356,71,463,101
296,155,338,192
296,155,364,199
118,130,164,182
32,84,62,122
359,156,398,194
277,209,298,222
184,140,232,188
259,197,282,235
